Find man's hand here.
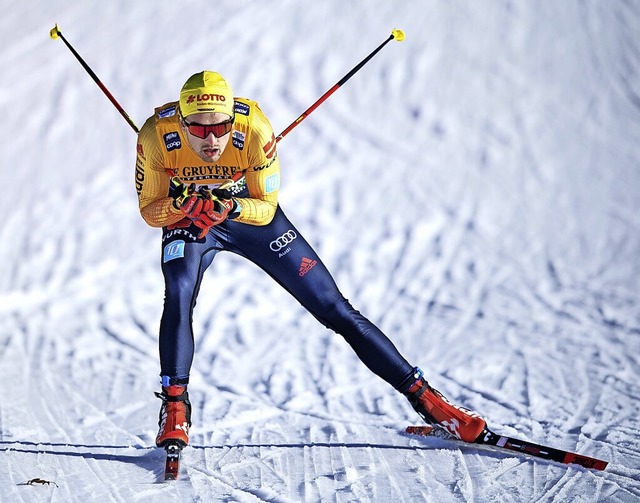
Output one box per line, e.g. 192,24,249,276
173,192,213,238
197,186,237,227
208,187,236,216
172,182,237,238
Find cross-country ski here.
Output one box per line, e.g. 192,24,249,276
405,426,608,471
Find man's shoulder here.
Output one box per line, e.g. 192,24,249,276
233,97,270,123
232,97,273,141
140,102,180,132
153,102,181,122
232,97,256,119
138,102,181,154
139,101,181,141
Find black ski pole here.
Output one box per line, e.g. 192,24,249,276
50,23,140,134
276,28,405,143
50,24,405,146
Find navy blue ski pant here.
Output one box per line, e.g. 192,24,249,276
159,205,415,390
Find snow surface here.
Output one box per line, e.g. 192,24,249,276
1,1,639,501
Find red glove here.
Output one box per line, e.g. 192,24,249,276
174,185,236,238
209,187,236,217
175,194,214,238
198,186,237,224
167,218,192,231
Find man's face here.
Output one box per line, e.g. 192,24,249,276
180,112,233,163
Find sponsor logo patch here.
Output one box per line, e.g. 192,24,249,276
234,102,250,116
230,177,247,196
163,240,185,262
135,160,144,194
232,130,246,150
163,131,181,151
158,105,177,118
181,165,241,180
299,256,317,277
186,94,227,104
265,173,279,193
252,157,276,172
262,133,277,159
270,230,297,252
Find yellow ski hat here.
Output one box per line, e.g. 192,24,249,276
179,71,234,118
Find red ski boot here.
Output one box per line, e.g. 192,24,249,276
155,385,192,448
404,369,486,443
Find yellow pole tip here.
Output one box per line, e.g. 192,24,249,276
392,29,405,42
50,24,61,40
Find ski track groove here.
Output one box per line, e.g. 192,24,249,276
85,456,129,503
28,331,75,445
188,462,261,503
373,444,418,503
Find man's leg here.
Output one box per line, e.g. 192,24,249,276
222,207,486,441
155,226,221,447
222,206,415,390
159,227,222,381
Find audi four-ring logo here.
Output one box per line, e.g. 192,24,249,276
270,230,297,251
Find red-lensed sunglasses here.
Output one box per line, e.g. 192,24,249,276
182,117,234,139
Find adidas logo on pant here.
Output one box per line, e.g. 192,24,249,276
299,257,317,276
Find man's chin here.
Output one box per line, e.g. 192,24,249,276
199,151,220,162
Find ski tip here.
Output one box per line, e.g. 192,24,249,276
563,452,609,471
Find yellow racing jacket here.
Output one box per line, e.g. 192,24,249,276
135,98,280,227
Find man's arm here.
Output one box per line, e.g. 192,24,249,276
135,117,184,228
233,104,280,226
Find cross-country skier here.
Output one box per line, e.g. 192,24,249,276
135,71,487,449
